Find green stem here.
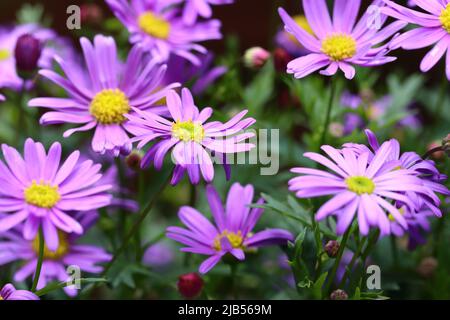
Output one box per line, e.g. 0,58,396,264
101,170,172,276
31,228,44,292
319,78,337,148
337,236,367,289
323,225,352,297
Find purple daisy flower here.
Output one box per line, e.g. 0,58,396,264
166,183,294,274
278,0,407,79
0,138,112,251
382,0,450,79
0,284,39,300
0,213,111,297
28,35,179,156
126,88,256,185
178,0,234,25
143,243,174,268
105,0,222,65
344,130,450,217
288,139,435,236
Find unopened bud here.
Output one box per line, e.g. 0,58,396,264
244,47,270,69
427,141,444,160
324,240,340,258
125,150,143,171
273,47,292,72
177,273,204,299
80,3,104,25
417,257,438,278
14,34,42,75
330,289,348,300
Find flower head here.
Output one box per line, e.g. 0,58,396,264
29,35,179,155
0,138,112,251
278,0,407,79
166,183,293,273
0,284,39,300
105,0,222,65
382,0,450,79
126,88,256,185
0,212,111,296
289,136,439,236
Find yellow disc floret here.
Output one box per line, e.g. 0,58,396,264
172,120,205,142
24,180,61,208
138,12,171,39
321,34,357,61
90,89,131,124
32,231,69,259
440,4,450,33
346,176,375,195
0,49,10,61
213,230,244,251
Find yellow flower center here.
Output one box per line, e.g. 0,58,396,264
288,15,314,43
172,120,205,142
321,34,357,61
24,180,60,208
32,231,69,260
440,4,450,33
138,12,171,39
346,176,375,195
213,230,244,251
0,49,10,61
90,89,131,124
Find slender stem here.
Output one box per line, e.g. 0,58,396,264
319,78,337,148
101,170,172,276
337,236,367,289
189,184,197,207
31,228,44,292
323,224,351,297
360,230,380,269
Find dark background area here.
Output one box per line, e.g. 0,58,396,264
0,0,444,84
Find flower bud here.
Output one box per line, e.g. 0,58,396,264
244,47,270,69
324,240,340,258
125,150,143,171
14,34,42,75
177,273,204,299
417,257,438,278
80,3,104,25
330,289,348,300
273,47,292,72
427,141,444,160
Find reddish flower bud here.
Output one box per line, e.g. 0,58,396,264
443,134,450,157
80,3,104,25
177,273,204,299
324,240,340,258
273,48,292,73
244,47,270,69
330,289,348,300
125,150,143,171
14,34,42,74
427,141,444,160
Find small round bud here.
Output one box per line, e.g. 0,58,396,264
330,289,348,300
417,257,438,278
177,273,204,299
14,34,42,75
427,141,444,160
244,47,270,69
324,240,340,258
80,3,104,25
273,47,292,72
125,150,143,171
